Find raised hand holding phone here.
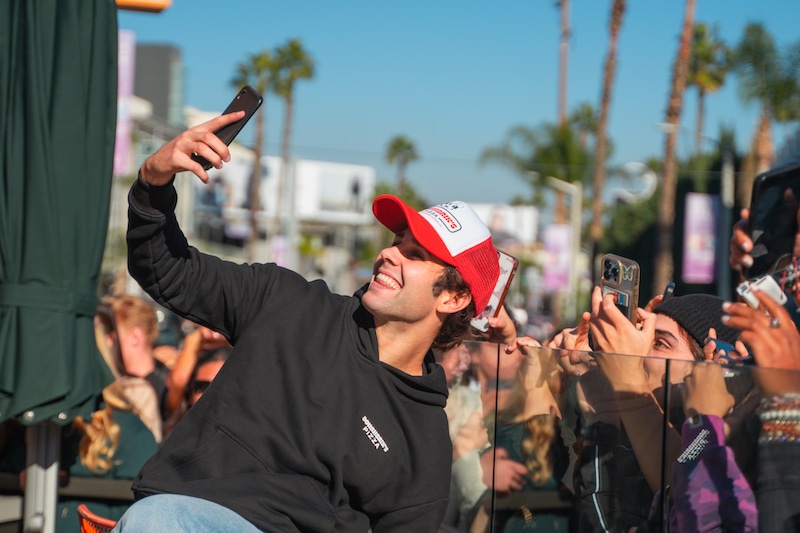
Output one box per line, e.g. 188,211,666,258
140,111,246,186
190,85,263,171
470,250,519,333
744,163,800,279
599,253,641,323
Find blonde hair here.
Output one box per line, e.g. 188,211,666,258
109,294,159,347
489,355,560,486
72,405,120,475
520,414,558,485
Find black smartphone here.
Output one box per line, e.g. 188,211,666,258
191,85,264,170
470,249,519,332
600,253,641,322
745,163,800,279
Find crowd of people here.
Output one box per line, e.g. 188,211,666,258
3,113,799,532
0,291,232,530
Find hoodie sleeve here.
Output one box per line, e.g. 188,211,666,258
126,175,277,343
670,414,758,532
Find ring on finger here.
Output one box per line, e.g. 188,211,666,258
769,316,781,329
192,144,200,157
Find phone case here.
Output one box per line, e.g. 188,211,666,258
745,163,800,279
736,274,788,309
191,85,264,170
470,250,519,332
599,253,641,322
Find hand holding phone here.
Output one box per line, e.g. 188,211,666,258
599,253,641,323
744,163,800,279
470,250,519,333
191,85,263,170
736,274,788,309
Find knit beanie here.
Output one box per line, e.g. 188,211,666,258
652,293,740,347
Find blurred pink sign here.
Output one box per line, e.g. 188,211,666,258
682,192,717,284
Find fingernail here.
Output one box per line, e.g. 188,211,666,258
721,314,730,323
722,302,730,310
743,257,753,267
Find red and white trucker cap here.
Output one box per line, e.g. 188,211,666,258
372,194,500,316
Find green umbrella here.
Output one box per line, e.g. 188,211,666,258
0,0,116,426
0,0,117,529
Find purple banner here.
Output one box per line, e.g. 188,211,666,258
682,192,717,284
114,30,136,175
543,224,571,292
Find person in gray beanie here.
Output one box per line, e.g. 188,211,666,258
652,293,742,360
587,286,756,532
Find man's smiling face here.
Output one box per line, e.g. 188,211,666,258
362,230,450,324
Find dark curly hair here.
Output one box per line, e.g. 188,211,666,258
431,266,475,351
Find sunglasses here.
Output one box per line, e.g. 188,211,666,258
190,380,212,394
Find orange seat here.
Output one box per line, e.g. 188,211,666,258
77,503,117,533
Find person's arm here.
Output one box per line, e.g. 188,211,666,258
589,286,683,492
670,415,757,532
164,325,231,416
670,362,757,531
164,327,201,416
127,116,295,342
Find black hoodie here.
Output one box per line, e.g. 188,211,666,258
126,178,452,532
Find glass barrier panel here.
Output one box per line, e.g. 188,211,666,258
437,341,800,533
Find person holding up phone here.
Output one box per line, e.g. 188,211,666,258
580,288,748,528
113,111,501,532
722,285,800,531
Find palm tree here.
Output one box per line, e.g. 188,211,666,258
480,121,591,222
273,38,315,236
733,23,800,178
688,22,731,154
653,0,695,296
232,50,276,263
589,0,626,263
568,102,598,149
385,135,419,196
557,0,571,125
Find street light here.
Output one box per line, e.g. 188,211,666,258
655,123,735,300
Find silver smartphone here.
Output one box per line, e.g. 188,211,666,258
470,250,519,332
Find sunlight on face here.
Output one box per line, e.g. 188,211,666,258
649,315,696,361
647,314,697,385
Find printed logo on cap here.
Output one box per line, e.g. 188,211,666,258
419,201,489,257
422,203,465,233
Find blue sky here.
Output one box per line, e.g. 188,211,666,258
119,1,800,206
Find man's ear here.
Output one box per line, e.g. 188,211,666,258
128,325,147,347
437,290,471,315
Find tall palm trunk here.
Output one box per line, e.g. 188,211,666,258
558,0,570,125
754,109,774,174
654,0,695,296
694,88,706,154
589,0,626,263
247,105,265,263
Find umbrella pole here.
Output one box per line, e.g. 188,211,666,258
23,421,59,533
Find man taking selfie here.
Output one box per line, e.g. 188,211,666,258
113,111,500,532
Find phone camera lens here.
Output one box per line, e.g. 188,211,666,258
603,260,620,282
